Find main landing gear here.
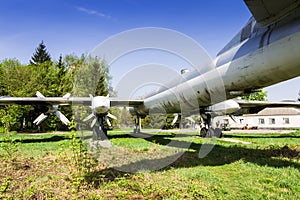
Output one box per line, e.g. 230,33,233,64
199,113,222,138
133,115,142,133
200,127,222,138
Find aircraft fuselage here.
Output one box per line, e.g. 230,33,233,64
142,16,300,115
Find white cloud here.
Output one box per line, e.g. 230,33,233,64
76,6,111,19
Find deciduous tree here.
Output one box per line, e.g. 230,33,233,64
241,89,268,101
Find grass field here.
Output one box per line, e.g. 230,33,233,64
0,130,299,199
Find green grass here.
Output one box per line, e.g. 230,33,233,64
0,130,299,199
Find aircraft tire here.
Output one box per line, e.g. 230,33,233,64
207,128,215,138
200,127,207,137
214,128,222,138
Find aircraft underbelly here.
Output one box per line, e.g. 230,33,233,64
222,30,300,98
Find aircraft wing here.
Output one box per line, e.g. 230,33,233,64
234,99,300,115
0,96,89,106
0,94,144,127
0,96,144,107
244,0,300,26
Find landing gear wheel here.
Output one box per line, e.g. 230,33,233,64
201,128,223,138
207,128,215,138
200,127,208,137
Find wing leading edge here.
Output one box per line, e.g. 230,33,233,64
0,96,144,107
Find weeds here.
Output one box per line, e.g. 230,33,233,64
68,119,100,192
0,131,19,159
0,130,299,199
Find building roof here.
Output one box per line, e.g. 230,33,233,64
257,107,300,116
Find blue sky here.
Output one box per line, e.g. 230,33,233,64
0,0,299,101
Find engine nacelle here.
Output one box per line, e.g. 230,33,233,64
92,96,110,115
206,99,240,115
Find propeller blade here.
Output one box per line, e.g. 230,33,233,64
83,113,95,122
55,111,70,125
91,118,97,128
33,113,48,125
63,93,71,99
171,114,179,125
107,112,117,120
106,117,112,127
36,91,45,99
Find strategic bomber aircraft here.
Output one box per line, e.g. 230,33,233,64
1,0,300,139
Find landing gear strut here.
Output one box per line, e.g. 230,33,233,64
199,112,222,138
92,115,108,140
133,115,142,133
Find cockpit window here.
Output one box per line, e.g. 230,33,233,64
241,22,252,42
217,17,255,56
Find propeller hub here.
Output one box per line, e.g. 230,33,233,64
92,96,110,114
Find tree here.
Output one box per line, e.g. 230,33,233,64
119,107,132,128
0,61,7,96
0,52,113,132
241,89,268,101
71,55,113,97
57,54,64,69
30,41,52,65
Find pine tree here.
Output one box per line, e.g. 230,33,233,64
30,41,52,65
57,54,64,69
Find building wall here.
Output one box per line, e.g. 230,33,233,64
213,114,300,130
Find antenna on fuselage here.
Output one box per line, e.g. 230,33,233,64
181,69,189,75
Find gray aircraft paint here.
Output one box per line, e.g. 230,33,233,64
142,15,300,115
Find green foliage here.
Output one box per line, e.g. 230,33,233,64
30,41,52,65
69,119,97,179
71,55,112,97
0,107,19,133
241,88,268,101
69,130,96,175
0,176,11,194
0,131,19,159
0,62,7,96
141,114,173,129
119,107,133,128
110,107,121,128
0,50,113,132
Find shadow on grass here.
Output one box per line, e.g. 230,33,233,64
108,132,191,139
114,133,300,171
107,132,300,169
0,135,72,143
3,131,299,177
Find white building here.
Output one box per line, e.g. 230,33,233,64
214,107,300,130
